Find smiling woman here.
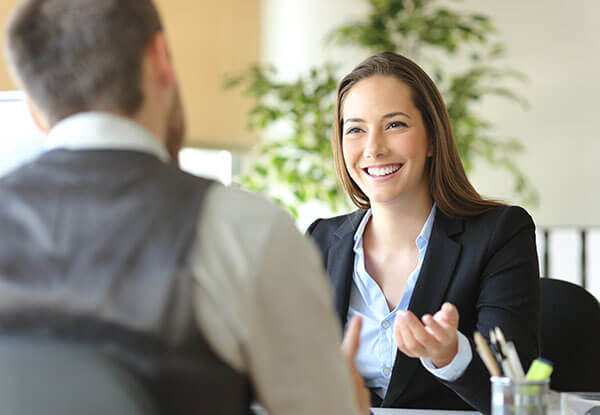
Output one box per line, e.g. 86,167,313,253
307,52,541,415
341,75,432,208
332,53,503,217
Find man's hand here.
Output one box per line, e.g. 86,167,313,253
341,316,371,415
393,302,459,368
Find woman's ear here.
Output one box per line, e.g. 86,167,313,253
427,139,434,157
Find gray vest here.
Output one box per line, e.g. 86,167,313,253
0,149,251,414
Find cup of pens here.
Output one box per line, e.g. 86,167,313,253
475,328,554,415
491,376,549,415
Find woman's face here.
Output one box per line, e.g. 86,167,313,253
341,75,432,207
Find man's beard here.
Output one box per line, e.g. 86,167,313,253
165,86,185,167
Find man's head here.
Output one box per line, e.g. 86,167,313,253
5,0,185,158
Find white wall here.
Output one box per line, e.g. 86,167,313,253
456,0,600,227
261,0,600,227
261,0,370,82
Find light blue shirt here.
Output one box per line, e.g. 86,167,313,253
347,204,472,398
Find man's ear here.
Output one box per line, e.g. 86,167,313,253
25,98,49,134
146,32,176,87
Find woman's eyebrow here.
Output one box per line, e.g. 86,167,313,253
382,111,410,120
343,117,364,125
344,111,411,125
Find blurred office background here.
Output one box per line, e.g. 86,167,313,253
0,0,598,298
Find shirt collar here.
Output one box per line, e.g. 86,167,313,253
45,112,170,163
417,203,437,250
353,203,437,253
353,210,372,251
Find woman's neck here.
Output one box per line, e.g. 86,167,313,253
366,191,434,251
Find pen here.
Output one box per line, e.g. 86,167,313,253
489,330,500,358
495,327,524,380
474,331,501,377
490,329,514,378
494,327,508,353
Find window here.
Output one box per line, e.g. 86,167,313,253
0,91,44,177
0,91,233,185
179,148,232,185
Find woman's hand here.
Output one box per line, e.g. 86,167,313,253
342,316,371,415
393,302,459,368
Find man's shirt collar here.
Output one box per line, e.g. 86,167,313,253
45,112,170,163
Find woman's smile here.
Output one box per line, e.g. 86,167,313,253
363,163,404,180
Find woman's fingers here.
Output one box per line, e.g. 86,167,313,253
394,307,460,366
433,302,459,329
406,313,438,350
394,311,428,357
422,314,450,343
394,315,406,350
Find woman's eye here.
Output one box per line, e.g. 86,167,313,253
345,127,363,135
387,121,407,129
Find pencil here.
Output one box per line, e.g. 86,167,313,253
474,331,501,377
506,342,525,379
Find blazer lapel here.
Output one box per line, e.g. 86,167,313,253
383,211,464,406
408,211,464,319
326,210,366,326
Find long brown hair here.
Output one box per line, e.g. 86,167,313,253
333,52,504,217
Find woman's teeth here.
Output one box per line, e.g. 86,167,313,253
367,165,401,177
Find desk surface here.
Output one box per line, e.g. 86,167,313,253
371,410,478,415
252,405,479,415
252,390,565,414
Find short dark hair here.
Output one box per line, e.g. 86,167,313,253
4,0,163,126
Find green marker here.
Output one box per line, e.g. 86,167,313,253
526,358,554,381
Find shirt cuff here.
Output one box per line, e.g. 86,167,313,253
420,331,472,381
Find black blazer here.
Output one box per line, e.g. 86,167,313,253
307,205,540,415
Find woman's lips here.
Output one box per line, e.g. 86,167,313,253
363,163,403,179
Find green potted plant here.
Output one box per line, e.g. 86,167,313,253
226,0,538,218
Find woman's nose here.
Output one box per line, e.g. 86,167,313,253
364,130,387,159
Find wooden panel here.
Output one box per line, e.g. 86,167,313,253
0,1,18,91
0,0,260,150
156,0,259,149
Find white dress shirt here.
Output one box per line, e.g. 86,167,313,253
45,112,360,415
349,206,472,398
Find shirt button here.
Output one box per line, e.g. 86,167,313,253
383,367,392,377
381,320,391,329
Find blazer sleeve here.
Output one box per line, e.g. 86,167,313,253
440,206,541,415
305,217,331,269
305,218,322,237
